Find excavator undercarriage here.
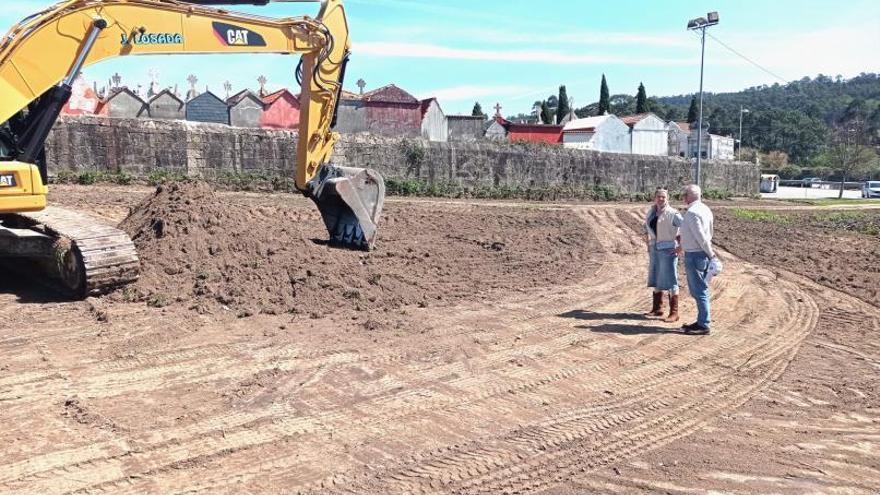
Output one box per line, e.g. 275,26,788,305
0,0,384,296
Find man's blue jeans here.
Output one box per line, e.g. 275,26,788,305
684,251,711,328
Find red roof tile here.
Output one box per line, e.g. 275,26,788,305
340,89,361,100
361,84,419,105
420,98,440,118
262,88,298,106
619,113,653,127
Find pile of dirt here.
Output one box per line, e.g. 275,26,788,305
119,182,598,318
714,208,880,305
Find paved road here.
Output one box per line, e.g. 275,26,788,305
762,185,867,200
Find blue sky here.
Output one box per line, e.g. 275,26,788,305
3,0,879,115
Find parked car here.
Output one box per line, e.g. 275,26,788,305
863,181,880,198
801,177,822,188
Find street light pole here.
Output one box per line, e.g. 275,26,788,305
687,12,719,186
738,106,749,161
696,26,707,184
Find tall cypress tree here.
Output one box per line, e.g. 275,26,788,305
540,101,553,124
472,102,484,117
556,85,570,124
598,74,610,115
636,82,647,113
686,96,699,123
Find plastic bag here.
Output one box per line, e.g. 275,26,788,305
706,257,723,283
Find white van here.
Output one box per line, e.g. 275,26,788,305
862,181,880,199
760,174,779,193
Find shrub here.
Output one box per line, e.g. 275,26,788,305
731,208,791,224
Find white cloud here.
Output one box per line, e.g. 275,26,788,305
357,42,696,66
716,23,879,81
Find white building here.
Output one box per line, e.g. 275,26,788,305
688,129,735,160
620,113,669,156
420,98,448,142
562,115,631,153
709,134,735,160
667,121,690,157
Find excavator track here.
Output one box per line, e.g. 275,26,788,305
14,206,139,296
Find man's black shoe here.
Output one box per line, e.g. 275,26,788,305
682,322,710,335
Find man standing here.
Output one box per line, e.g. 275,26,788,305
677,184,716,335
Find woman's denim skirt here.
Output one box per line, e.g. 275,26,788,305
647,243,679,291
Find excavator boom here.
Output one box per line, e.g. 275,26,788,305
0,0,385,296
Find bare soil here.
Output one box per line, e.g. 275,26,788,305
117,182,595,320
714,208,880,305
0,185,877,495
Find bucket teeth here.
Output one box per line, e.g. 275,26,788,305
309,164,385,250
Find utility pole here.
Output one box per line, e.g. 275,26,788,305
687,12,719,186
738,105,750,161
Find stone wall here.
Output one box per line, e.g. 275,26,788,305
47,116,295,178
447,116,486,142
46,116,759,196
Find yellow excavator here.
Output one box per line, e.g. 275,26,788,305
0,0,384,297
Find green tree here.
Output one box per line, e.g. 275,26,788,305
598,74,610,115
472,102,485,118
636,82,647,113
868,103,880,144
540,101,553,124
841,98,869,123
686,97,699,123
749,109,827,164
664,107,683,122
829,117,875,197
610,94,635,116
556,85,570,124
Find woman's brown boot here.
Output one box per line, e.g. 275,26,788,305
645,292,664,317
664,294,680,323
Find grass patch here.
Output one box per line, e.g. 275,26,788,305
147,170,188,185
51,169,739,203
384,178,626,201
731,208,792,224
813,211,880,236
384,178,733,203
146,293,170,308
787,198,879,207
54,170,133,185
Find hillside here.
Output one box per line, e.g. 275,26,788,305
573,73,880,166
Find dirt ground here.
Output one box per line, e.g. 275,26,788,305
713,208,880,306
0,184,877,495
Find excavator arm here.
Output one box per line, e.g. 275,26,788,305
0,0,383,252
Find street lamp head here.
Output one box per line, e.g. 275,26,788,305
689,12,719,30
687,17,707,29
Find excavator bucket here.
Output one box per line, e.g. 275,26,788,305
308,164,385,250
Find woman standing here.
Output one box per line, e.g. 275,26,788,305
644,188,683,322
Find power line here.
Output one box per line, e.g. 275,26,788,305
703,32,790,85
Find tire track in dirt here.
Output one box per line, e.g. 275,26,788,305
570,275,880,495
89,208,812,492
308,272,817,494
0,207,822,495
2,270,645,491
